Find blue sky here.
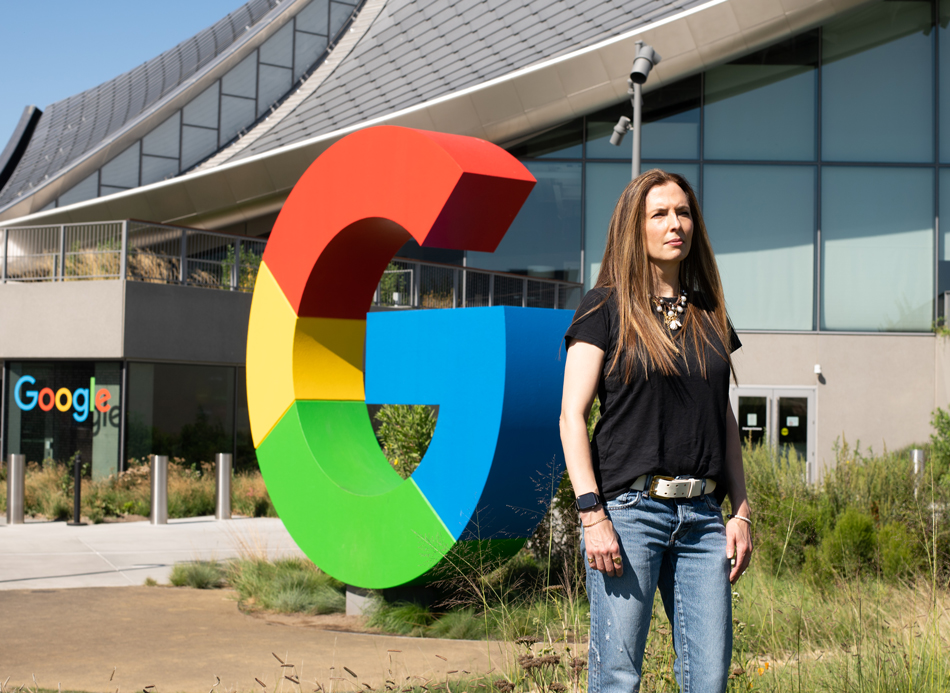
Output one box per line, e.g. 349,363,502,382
0,0,245,148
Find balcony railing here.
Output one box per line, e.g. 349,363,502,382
374,258,581,310
0,220,265,291
0,220,583,309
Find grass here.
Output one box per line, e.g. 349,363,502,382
100,427,950,691
0,458,275,523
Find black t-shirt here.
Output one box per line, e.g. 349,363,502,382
564,287,741,501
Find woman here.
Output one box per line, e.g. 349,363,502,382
559,169,752,693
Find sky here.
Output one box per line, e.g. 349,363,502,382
0,0,247,149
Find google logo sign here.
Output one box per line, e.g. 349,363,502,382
246,127,572,589
14,375,113,422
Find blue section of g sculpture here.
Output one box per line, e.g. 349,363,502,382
365,307,574,543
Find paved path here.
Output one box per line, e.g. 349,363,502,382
0,516,305,589
0,587,508,693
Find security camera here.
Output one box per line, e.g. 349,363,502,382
609,116,631,146
630,44,661,84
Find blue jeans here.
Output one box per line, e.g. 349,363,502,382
582,489,732,693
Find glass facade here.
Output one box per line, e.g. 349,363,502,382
54,0,359,207
2,361,255,476
5,362,122,479
126,363,254,470
502,0,945,332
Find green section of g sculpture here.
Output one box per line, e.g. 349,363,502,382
257,400,456,589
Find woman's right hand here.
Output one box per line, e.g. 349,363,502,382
583,511,623,577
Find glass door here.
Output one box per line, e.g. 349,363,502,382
730,386,817,481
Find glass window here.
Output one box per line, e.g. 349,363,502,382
296,0,329,35
586,76,701,160
260,21,293,67
822,2,934,163
641,162,700,191
127,363,235,466
294,31,328,81
100,142,140,188
222,54,258,98
585,162,628,288
59,171,99,206
703,165,815,330
937,168,950,294
142,112,181,158
584,163,699,290
258,64,292,116
704,31,817,161
506,119,583,159
183,83,220,128
821,166,934,331
219,95,257,146
6,361,122,479
329,1,353,37
141,155,179,185
181,125,219,170
939,1,950,161
466,161,581,282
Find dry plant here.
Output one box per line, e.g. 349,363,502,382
127,249,180,283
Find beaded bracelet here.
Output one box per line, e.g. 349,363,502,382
582,515,609,529
727,513,752,526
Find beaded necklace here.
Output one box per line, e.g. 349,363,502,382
650,289,687,331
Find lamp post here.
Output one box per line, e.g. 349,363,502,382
609,41,662,179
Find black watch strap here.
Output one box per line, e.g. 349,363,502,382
575,492,602,511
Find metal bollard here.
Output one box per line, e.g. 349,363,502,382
911,449,925,499
6,454,25,525
215,453,232,520
67,452,84,526
150,455,168,525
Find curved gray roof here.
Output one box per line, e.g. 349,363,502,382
227,0,706,161
0,0,286,207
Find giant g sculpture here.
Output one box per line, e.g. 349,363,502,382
247,126,573,589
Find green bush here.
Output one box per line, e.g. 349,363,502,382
821,508,877,576
169,560,226,589
366,600,435,636
877,520,918,582
373,404,437,479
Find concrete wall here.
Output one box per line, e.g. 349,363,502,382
124,281,251,364
734,332,936,475
0,280,125,358
0,280,251,364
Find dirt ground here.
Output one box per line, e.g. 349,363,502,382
0,587,509,693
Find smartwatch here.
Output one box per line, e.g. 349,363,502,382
575,492,603,511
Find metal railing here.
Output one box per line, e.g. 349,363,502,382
0,220,265,292
374,258,582,310
0,220,582,308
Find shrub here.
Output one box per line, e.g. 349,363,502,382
373,404,437,479
169,560,226,589
821,508,877,576
877,521,918,582
227,557,344,615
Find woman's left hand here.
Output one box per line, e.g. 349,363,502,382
726,517,752,584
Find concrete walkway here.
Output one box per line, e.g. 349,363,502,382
0,517,513,693
0,516,305,589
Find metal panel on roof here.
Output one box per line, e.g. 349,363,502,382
0,0,285,207
230,0,710,161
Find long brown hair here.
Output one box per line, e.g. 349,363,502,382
584,168,735,382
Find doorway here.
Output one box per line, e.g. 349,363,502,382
729,386,817,482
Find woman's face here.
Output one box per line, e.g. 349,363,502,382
643,181,693,267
